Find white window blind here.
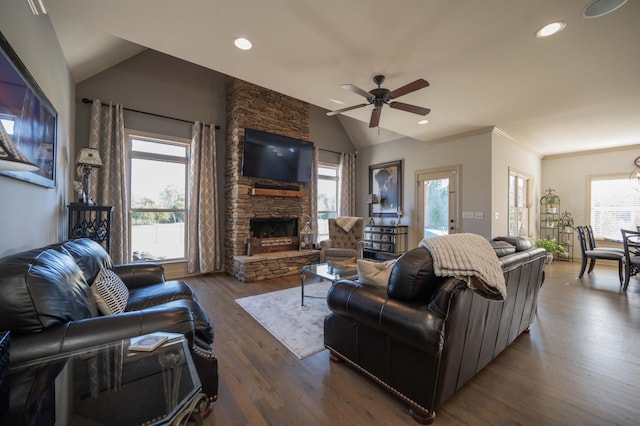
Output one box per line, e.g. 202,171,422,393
590,176,640,240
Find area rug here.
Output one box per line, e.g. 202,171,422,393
235,282,331,359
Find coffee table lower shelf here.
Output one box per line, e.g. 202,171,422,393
300,263,358,306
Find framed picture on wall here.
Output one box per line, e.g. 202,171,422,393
369,160,402,217
0,31,57,188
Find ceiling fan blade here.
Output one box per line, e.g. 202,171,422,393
326,103,369,116
389,101,431,116
388,79,429,99
369,108,381,128
341,84,374,100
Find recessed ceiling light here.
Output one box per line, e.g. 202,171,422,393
418,119,429,125
582,0,627,18
234,37,252,50
329,98,345,105
534,21,567,39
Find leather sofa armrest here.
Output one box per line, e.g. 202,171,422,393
9,306,195,365
327,280,445,355
112,262,166,289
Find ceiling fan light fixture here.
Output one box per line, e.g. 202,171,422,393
234,37,252,50
582,0,627,18
534,21,566,39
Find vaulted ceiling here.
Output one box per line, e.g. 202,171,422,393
45,0,640,156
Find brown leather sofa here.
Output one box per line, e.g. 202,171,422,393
0,238,217,424
324,236,546,424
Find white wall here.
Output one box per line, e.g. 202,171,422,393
491,129,542,238
542,144,640,230
0,6,74,256
357,130,493,248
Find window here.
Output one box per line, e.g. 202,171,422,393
127,130,190,262
589,175,640,240
317,164,339,241
508,170,530,237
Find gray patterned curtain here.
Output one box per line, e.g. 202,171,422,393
89,100,129,264
310,146,319,242
339,153,356,216
187,122,221,274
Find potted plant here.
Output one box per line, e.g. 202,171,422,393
559,211,575,233
545,194,559,214
535,238,567,263
541,188,560,214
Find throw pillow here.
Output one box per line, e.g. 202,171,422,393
91,268,129,315
357,258,397,287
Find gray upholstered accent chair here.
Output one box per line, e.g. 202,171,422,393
319,217,365,263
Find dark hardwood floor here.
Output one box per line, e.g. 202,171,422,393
186,260,640,425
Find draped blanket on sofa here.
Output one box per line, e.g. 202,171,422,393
419,233,506,300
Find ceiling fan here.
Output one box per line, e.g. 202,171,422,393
326,75,431,128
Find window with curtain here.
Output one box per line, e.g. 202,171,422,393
317,164,339,241
589,175,640,240
508,170,530,237
127,130,190,262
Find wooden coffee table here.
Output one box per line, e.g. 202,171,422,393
300,263,358,306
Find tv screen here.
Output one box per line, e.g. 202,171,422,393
242,128,313,183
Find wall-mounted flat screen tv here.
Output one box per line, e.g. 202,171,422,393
242,128,313,183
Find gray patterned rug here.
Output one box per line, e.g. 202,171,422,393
235,282,331,359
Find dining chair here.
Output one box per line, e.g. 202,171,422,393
585,225,625,254
576,226,623,285
621,228,640,291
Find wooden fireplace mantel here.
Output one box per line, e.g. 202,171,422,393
251,188,307,198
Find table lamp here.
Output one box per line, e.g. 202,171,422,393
76,147,103,205
367,193,379,224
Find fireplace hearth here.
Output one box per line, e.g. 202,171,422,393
249,218,299,254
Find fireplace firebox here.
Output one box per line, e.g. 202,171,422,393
249,218,299,254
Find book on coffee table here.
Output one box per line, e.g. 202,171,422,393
129,331,183,352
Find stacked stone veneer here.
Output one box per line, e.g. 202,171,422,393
225,76,311,281
232,251,320,282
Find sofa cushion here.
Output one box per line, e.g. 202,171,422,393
125,280,195,311
357,258,397,287
387,247,441,302
92,268,129,315
0,248,96,333
493,236,532,252
490,240,517,257
60,239,113,283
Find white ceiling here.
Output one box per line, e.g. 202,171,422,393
44,0,640,156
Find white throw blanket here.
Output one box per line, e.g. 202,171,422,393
335,216,360,233
419,233,506,300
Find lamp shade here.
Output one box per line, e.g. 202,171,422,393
0,121,38,171
76,147,103,167
367,193,379,204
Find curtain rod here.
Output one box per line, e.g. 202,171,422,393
319,148,357,156
81,97,221,130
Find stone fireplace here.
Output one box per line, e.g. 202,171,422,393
224,77,318,281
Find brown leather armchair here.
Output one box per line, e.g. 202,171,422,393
319,217,365,263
